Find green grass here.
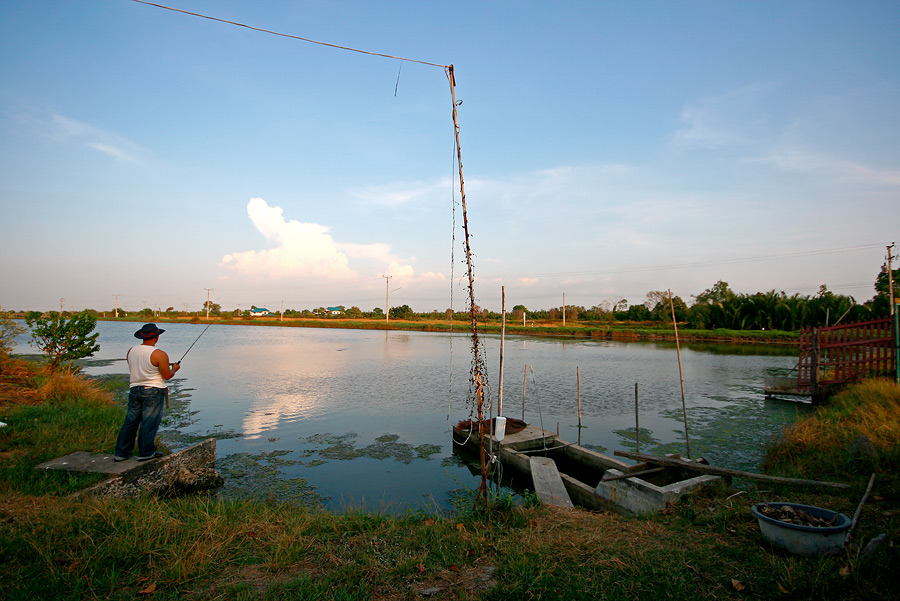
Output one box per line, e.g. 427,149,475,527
3,489,897,600
0,363,129,495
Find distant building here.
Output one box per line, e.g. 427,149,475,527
249,307,271,316
326,306,344,315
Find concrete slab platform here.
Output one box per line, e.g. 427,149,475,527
36,440,222,499
36,451,158,475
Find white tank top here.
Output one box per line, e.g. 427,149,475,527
128,344,166,388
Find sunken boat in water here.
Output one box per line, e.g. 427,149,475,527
452,418,721,514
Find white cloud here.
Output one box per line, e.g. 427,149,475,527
221,198,355,279
351,178,451,207
220,198,427,282
48,114,144,163
670,84,900,188
755,149,900,186
670,84,773,151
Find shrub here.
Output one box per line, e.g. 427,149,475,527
23,311,100,369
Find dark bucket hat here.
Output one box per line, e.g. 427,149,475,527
134,323,166,339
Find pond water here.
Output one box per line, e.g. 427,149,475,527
13,321,806,513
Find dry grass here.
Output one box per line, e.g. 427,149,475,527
0,353,40,408
762,378,900,482
0,353,113,409
770,379,899,451
37,365,114,407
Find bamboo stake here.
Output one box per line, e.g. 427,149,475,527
614,451,850,489
522,365,527,421
577,367,582,445
634,382,639,454
846,473,877,547
499,286,505,416
669,289,691,458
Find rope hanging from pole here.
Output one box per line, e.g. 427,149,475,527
448,65,490,510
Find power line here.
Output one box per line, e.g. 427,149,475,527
130,0,448,68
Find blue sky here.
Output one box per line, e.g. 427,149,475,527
1,0,898,314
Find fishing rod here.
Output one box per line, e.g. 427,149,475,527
175,323,212,365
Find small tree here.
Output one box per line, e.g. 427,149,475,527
0,311,26,354
24,310,100,369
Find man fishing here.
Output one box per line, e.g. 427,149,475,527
113,323,180,462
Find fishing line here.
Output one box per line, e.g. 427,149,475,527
528,365,547,451
176,323,212,365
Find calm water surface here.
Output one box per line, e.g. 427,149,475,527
15,321,804,513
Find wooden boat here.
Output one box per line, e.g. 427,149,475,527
452,419,721,514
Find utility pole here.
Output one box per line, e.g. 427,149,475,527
383,275,392,324
280,300,284,322
562,292,566,327
60,298,64,313
205,288,213,320
114,294,120,318
888,243,896,316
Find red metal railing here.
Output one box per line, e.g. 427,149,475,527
798,317,895,395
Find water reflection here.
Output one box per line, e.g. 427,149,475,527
11,322,802,513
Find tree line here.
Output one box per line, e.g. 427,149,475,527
5,267,896,334
511,268,899,331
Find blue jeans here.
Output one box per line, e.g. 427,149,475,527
115,386,165,459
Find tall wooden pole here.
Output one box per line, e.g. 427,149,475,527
669,289,691,458
448,65,489,509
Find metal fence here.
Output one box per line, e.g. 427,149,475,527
798,317,896,398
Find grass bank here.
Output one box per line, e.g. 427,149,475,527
1,354,896,600
108,315,800,345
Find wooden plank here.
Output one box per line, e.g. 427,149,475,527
529,456,574,509
601,466,666,482
614,450,849,490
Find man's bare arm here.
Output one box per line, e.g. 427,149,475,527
151,349,180,380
